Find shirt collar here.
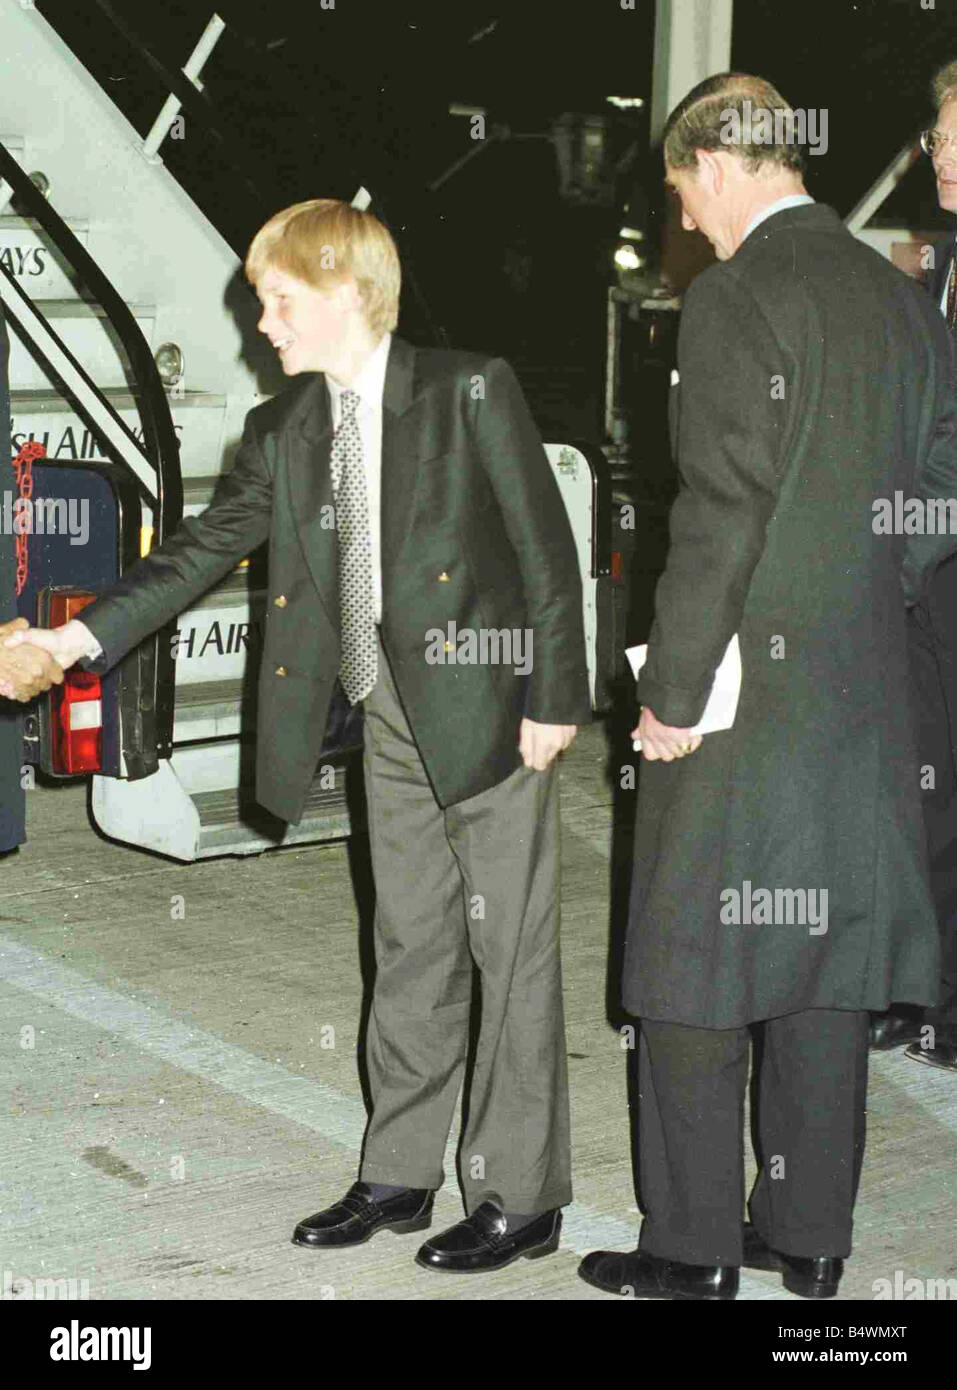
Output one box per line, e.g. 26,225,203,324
743,194,815,244
326,331,392,412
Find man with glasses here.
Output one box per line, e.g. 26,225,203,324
871,64,957,1073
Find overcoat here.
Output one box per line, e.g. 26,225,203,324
79,337,591,821
624,203,950,1028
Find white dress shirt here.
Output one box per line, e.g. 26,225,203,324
326,331,392,623
743,193,815,243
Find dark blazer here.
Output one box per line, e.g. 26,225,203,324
79,337,591,822
625,203,946,1028
901,227,957,593
928,230,956,310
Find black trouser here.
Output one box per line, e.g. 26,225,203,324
908,587,957,1043
636,1008,870,1266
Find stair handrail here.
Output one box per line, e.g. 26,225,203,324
0,138,182,542
59,0,450,347
84,0,287,211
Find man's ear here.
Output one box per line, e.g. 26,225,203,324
334,276,363,316
695,148,725,194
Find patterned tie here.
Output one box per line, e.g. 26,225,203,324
329,388,377,704
948,259,957,330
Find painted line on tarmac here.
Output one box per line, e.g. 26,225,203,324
0,934,786,1298
0,935,367,1148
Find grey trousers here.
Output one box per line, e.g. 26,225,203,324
636,1008,870,1265
357,636,572,1214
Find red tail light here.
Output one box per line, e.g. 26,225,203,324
47,591,102,774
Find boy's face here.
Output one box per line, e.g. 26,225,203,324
255,265,352,374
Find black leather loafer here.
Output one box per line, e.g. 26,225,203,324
578,1248,738,1300
905,1039,957,1071
869,1010,924,1051
292,1182,433,1248
415,1202,561,1272
742,1222,842,1298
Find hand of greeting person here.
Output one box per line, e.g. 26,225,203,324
519,718,577,771
3,617,94,673
0,617,66,702
633,706,702,762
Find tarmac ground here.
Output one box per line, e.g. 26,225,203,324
2,721,956,1302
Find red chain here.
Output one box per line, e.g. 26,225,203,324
12,440,45,596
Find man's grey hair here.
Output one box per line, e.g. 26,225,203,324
933,59,957,111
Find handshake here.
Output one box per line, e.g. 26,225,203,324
0,617,94,703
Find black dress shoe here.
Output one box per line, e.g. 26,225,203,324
870,1010,924,1051
415,1202,561,1272
905,1039,957,1071
578,1248,738,1300
742,1222,842,1298
292,1182,433,1248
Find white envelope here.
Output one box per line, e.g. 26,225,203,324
627,634,741,751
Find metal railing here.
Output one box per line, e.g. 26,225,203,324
0,137,182,762
0,139,182,538
48,0,448,346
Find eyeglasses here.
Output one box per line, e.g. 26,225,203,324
921,129,957,158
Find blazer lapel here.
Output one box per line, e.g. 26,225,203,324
380,336,423,596
283,337,429,629
286,375,338,631
932,234,956,308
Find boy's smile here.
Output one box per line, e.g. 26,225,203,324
255,265,350,375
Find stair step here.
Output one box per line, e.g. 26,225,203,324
183,474,226,513
6,299,156,390
195,776,351,830
21,297,156,320
10,387,228,476
91,755,357,861
171,678,245,741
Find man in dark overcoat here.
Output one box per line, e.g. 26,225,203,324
872,59,957,1071
7,200,590,1275
580,74,945,1301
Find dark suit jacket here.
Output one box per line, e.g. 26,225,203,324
929,230,956,310
625,202,945,1027
79,336,591,822
902,228,957,595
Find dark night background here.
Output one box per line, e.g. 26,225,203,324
29,0,957,443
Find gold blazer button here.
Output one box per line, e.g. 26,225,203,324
273,595,287,607
437,572,450,582
275,665,288,677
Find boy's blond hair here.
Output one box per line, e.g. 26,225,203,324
245,199,400,337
